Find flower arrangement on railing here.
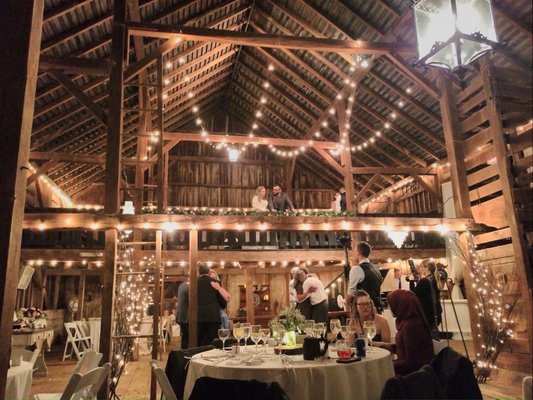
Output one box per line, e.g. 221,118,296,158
15,307,47,330
140,206,354,218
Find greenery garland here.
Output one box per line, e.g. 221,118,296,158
140,207,355,218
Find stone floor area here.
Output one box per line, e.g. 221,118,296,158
29,338,523,399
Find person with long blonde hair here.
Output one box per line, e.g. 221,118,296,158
251,185,269,212
350,290,391,345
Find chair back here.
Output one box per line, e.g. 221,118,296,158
60,363,111,400
11,348,40,367
65,322,85,340
150,360,178,400
73,349,103,375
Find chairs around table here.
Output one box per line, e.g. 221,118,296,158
150,360,178,400
63,322,92,361
189,377,289,400
11,348,40,372
33,363,110,400
73,349,103,375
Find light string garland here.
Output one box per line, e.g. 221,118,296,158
108,231,154,400
28,164,74,207
448,232,520,383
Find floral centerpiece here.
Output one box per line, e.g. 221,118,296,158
15,307,47,330
269,307,306,346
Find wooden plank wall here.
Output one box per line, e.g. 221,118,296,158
454,61,532,378
169,142,335,209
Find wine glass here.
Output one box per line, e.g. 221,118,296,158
312,322,325,338
304,320,315,336
260,328,270,353
339,325,349,341
233,322,244,346
346,318,358,345
363,321,376,353
218,328,230,352
272,326,285,362
330,319,341,344
242,323,251,352
250,325,262,355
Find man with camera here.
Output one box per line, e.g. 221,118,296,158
346,241,383,313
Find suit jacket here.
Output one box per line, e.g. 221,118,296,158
268,192,294,212
198,275,227,323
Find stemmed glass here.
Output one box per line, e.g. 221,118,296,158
218,328,230,352
260,328,270,353
304,320,315,336
312,322,325,338
330,319,341,344
363,321,376,353
272,325,285,362
242,323,251,352
233,322,244,347
250,325,262,356
339,325,349,341
346,318,358,346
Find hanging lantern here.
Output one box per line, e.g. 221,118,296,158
413,0,498,70
122,200,134,234
387,231,409,249
228,148,239,162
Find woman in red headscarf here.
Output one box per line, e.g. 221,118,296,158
377,290,434,376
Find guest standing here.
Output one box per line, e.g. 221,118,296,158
176,280,189,349
251,186,269,212
208,269,231,329
339,187,347,212
267,184,295,212
408,259,443,331
350,290,391,345
346,241,383,313
197,265,228,346
296,269,328,323
378,290,435,376
291,267,312,319
393,267,409,290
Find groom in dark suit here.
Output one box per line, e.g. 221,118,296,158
197,265,227,346
267,184,295,212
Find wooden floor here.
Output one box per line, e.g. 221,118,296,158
30,339,524,399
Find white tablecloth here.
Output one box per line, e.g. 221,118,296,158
184,347,394,400
7,361,33,400
88,318,101,353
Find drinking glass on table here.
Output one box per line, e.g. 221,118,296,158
336,340,351,359
260,328,270,352
363,320,377,353
340,325,349,341
313,322,325,338
304,320,315,336
346,318,357,345
250,325,262,355
242,323,251,352
330,318,341,344
233,323,244,346
218,328,230,351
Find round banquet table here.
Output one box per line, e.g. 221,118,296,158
183,347,394,400
7,361,33,400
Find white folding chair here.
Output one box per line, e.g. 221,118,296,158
150,360,177,400
72,349,103,375
158,317,169,353
138,317,153,355
11,348,40,371
33,363,111,400
75,321,92,350
63,322,92,361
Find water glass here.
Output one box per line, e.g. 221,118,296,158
363,320,376,352
336,340,351,359
218,328,230,351
242,323,251,351
304,320,315,336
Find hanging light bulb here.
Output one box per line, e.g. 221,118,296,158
228,148,239,162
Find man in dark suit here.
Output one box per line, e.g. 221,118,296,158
197,265,227,346
268,184,295,212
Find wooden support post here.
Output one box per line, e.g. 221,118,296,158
284,273,291,308
53,276,61,309
78,271,86,320
437,72,472,218
151,230,162,400
188,230,199,348
163,151,169,209
285,159,295,200
245,269,255,324
99,230,117,366
156,54,165,213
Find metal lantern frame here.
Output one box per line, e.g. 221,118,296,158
412,0,500,71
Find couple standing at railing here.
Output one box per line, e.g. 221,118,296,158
251,184,294,212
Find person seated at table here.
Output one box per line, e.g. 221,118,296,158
350,290,391,346
251,186,269,212
377,290,434,376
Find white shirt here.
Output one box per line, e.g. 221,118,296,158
302,276,327,305
347,258,369,296
252,195,268,212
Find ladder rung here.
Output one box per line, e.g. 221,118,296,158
122,107,155,112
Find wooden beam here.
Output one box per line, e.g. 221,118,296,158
339,99,356,213
314,147,344,176
386,53,441,99
351,167,436,175
29,151,154,165
77,271,86,320
156,55,164,213
437,71,472,218
126,22,417,55
411,173,442,204
39,56,111,76
22,212,479,232
51,71,108,125
188,230,198,348
151,230,162,400
0,1,44,396
354,174,382,204
27,161,58,186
